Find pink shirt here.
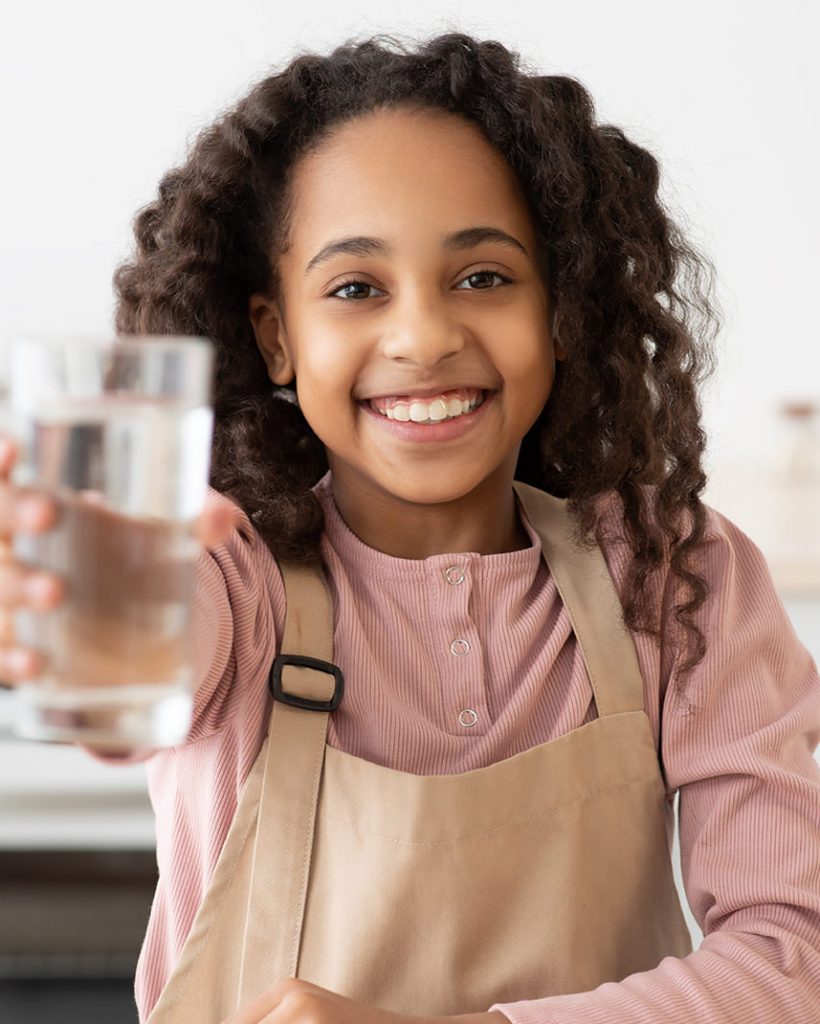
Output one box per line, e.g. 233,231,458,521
133,471,820,1022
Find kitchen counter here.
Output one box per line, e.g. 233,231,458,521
0,711,154,849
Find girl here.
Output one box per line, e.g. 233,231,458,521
4,29,820,1024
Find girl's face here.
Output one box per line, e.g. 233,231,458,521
250,105,564,511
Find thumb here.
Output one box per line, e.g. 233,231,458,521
194,490,244,551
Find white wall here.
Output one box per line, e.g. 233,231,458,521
1,1,818,855
1,0,818,479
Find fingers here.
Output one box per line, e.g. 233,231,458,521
0,565,65,609
0,645,45,685
0,435,18,478
0,562,63,687
194,492,242,551
0,435,62,685
220,990,274,1023
0,434,60,557
0,478,59,531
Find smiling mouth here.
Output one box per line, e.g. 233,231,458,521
367,389,489,423
358,388,497,442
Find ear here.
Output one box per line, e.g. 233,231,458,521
554,336,567,362
248,293,295,385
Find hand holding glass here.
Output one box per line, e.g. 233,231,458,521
5,335,215,750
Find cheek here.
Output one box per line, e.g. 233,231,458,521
296,347,362,439
297,354,351,406
300,321,364,383
504,332,555,388
504,347,556,427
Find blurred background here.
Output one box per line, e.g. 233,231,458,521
1,0,818,1020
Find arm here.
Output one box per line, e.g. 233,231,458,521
87,485,284,761
488,508,820,1023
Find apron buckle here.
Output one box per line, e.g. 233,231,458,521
269,653,345,711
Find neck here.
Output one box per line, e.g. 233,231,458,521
326,462,531,559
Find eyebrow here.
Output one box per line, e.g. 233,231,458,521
304,226,528,275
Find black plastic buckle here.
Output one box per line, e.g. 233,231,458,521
269,653,344,711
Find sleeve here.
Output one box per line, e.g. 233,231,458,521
85,485,286,763
488,505,820,1023
183,487,286,745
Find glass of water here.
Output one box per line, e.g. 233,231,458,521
5,334,215,750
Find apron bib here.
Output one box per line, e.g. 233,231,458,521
146,480,692,1022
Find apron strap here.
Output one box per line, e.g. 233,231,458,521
237,560,337,1006
512,480,646,717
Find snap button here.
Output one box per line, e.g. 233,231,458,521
458,708,478,727
444,565,465,585
450,638,470,657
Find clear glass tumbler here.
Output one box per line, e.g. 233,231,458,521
6,334,215,750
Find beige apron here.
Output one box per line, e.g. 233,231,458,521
146,480,692,1023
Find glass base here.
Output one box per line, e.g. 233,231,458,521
14,683,193,750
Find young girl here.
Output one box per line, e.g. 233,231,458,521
4,29,820,1024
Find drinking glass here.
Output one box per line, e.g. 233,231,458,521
5,334,215,750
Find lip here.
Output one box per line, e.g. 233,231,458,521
361,385,491,401
359,389,496,443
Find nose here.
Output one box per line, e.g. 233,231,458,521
380,289,467,367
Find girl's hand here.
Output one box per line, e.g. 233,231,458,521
0,435,67,684
222,978,508,1024
0,434,239,688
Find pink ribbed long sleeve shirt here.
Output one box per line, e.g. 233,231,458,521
134,471,820,1022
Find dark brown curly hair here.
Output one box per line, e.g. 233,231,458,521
113,30,721,689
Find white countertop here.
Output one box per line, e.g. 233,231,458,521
0,730,154,848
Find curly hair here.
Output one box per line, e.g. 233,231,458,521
113,30,721,690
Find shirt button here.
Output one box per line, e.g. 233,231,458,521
458,708,479,727
444,565,466,585
450,638,470,657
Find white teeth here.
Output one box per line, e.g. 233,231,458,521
428,399,448,422
409,401,429,423
372,392,484,423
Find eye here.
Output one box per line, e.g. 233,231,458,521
327,279,384,301
326,269,512,301
454,270,511,291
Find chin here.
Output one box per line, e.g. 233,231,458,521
375,471,490,507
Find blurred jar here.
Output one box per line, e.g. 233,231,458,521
779,399,820,485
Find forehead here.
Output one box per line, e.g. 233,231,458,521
284,106,536,254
